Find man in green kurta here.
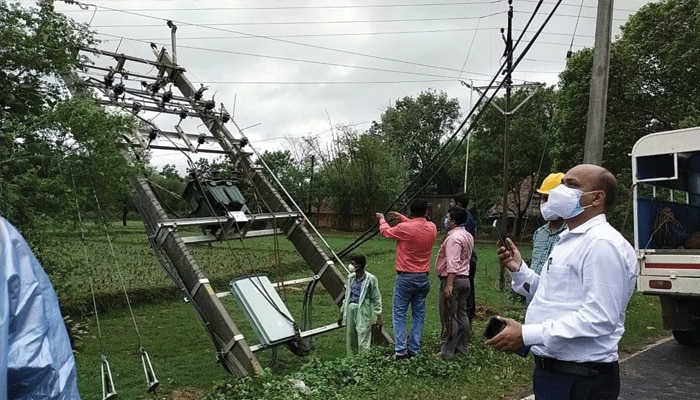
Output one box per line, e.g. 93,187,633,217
339,254,383,356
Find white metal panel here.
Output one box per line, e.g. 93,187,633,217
230,275,296,346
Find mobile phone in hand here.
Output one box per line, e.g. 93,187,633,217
492,220,513,253
484,316,530,358
483,317,506,339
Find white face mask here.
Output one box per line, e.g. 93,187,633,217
348,265,356,273
539,201,559,221
547,185,595,219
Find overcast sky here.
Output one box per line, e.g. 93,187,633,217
39,0,654,173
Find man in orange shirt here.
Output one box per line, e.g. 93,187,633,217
376,199,437,359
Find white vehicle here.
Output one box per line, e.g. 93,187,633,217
632,127,700,345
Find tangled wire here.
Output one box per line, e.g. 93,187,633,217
651,207,682,249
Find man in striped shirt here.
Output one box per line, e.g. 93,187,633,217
530,173,567,276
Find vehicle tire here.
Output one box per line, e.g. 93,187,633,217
672,329,700,346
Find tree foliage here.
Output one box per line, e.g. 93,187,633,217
306,125,408,230
465,87,557,231
0,1,137,231
371,89,461,194
257,149,311,211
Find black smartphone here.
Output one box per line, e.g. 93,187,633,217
492,220,513,252
483,317,506,339
484,317,531,358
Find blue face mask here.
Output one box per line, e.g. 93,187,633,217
444,216,450,231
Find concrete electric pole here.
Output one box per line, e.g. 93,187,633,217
583,0,615,165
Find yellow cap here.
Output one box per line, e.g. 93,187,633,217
537,172,565,194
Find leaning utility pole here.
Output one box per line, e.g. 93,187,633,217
584,0,614,165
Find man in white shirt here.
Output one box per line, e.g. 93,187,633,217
487,164,637,400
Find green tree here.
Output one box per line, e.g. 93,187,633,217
257,150,310,210
371,89,461,194
147,164,188,217
466,87,557,234
310,125,408,230
0,1,137,231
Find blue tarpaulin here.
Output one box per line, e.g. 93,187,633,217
0,217,80,400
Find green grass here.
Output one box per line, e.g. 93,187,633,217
45,223,667,399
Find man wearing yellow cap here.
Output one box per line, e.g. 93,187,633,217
531,173,567,275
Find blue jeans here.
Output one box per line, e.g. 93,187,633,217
392,273,430,356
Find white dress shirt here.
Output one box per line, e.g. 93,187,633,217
510,214,637,363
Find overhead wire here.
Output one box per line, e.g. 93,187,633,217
59,0,644,88
89,34,498,81
89,11,631,28
567,0,586,58
337,0,564,258
61,3,505,79
92,14,504,28
59,3,588,88
59,0,637,13
457,17,482,80
60,1,505,12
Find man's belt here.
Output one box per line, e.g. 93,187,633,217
533,355,617,378
439,275,469,279
396,271,428,275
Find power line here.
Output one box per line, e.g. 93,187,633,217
87,11,634,29
92,32,499,80
63,2,606,83
60,1,504,12
95,27,503,41
69,4,506,78
80,69,460,85
90,14,504,28
57,0,640,13
98,34,588,50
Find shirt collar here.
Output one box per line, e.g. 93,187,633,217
447,226,466,236
568,213,607,234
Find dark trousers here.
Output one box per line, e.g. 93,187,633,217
466,258,477,321
533,362,620,400
438,278,470,358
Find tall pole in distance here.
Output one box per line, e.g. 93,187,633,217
306,154,315,215
463,80,474,193
583,0,614,165
499,0,514,292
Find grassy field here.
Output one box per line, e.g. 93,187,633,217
43,222,668,399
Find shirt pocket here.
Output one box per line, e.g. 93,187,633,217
543,263,580,303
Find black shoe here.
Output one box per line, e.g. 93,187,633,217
407,351,417,359
390,353,409,360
